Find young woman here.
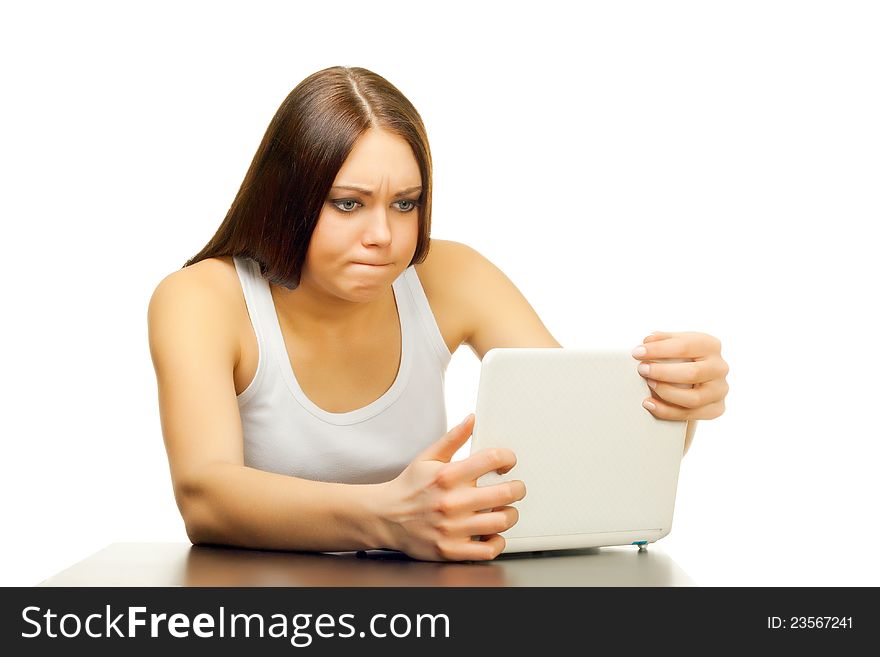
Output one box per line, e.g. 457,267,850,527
147,66,729,562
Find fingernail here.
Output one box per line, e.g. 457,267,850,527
647,379,657,389
459,414,473,428
643,399,656,411
632,346,647,357
638,363,651,376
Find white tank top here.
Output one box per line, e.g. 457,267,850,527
233,256,453,485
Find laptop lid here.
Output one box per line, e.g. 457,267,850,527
469,348,687,554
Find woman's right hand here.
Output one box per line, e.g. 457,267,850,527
372,413,526,561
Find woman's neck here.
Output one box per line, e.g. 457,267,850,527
270,279,395,342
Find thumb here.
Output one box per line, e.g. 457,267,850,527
416,414,475,463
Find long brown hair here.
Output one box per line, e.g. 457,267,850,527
184,66,433,289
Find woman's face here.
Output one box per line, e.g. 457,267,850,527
301,127,422,302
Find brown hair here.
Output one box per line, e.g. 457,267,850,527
184,66,433,289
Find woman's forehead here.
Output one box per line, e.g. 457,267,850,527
334,128,420,188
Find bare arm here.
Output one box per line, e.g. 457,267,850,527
432,241,562,358
180,463,385,552
147,267,385,552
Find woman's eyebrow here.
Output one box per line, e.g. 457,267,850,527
330,184,422,196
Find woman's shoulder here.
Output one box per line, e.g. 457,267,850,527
415,238,476,287
415,239,496,353
148,256,243,338
152,256,240,302
415,238,496,299
418,237,474,265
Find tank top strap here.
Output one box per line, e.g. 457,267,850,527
233,256,272,345
402,266,453,367
233,256,284,407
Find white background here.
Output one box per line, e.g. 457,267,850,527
2,0,878,587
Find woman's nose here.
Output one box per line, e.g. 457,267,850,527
361,207,392,247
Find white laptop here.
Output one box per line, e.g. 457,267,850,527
469,348,687,554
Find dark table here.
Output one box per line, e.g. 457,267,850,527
38,542,696,586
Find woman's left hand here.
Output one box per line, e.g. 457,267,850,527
631,331,728,420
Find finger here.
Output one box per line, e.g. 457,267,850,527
436,534,506,562
639,357,726,386
646,378,729,410
436,480,527,514
453,506,518,537
643,394,726,421
416,414,474,463
436,447,517,486
633,332,720,361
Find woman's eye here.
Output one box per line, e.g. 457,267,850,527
330,198,419,214
331,199,361,213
